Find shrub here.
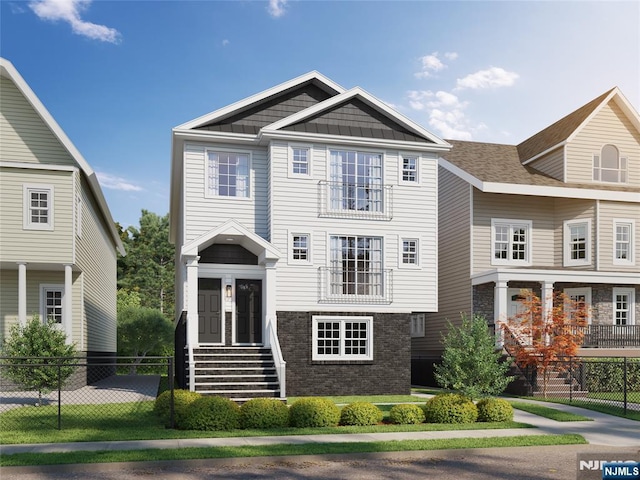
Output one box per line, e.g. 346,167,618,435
240,398,290,429
389,404,426,425
424,393,478,424
289,397,340,428
182,396,241,431
154,389,201,428
339,402,383,426
585,358,640,393
476,398,514,422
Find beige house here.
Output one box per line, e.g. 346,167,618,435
0,58,125,370
413,87,640,369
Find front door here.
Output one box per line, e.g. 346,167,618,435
235,279,262,344
198,278,222,343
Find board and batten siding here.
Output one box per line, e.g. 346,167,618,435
183,142,269,243
0,167,74,264
472,191,556,273
553,198,596,269
597,200,640,272
528,147,565,181
75,174,118,353
268,142,438,313
420,168,472,355
566,101,640,186
0,77,76,167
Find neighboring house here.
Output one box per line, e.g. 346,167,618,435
0,58,125,381
170,71,450,398
413,87,640,372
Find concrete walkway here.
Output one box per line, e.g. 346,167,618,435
1,391,638,456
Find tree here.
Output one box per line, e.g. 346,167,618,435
117,210,174,318
1,316,77,406
117,306,173,374
504,290,587,398
117,288,141,312
434,314,513,399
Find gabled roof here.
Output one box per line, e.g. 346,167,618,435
0,58,125,255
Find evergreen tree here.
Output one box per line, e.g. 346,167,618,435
434,314,513,399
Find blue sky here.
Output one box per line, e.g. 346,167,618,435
2,0,639,228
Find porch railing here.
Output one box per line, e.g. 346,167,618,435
318,181,393,220
266,321,286,399
575,324,640,348
318,267,393,304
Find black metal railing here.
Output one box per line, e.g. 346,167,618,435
574,325,640,348
175,311,187,389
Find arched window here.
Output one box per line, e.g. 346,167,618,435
593,144,628,183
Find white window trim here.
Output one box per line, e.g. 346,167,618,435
399,153,420,185
288,144,313,178
23,184,54,231
613,219,635,266
410,313,425,337
563,219,592,267
564,287,592,325
490,218,532,266
613,287,635,326
204,148,252,200
399,237,420,269
592,147,628,184
289,231,312,265
312,315,373,361
40,284,65,325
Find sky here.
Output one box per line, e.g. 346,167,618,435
1,0,639,229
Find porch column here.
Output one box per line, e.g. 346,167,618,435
494,280,508,347
263,260,277,346
540,281,554,345
185,255,200,347
64,264,73,343
17,262,27,325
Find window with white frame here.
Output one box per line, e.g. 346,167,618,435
329,235,383,297
206,151,249,198
564,219,591,266
312,316,373,361
291,233,310,262
329,150,383,213
401,155,418,183
593,144,627,183
401,238,418,266
410,314,425,337
614,220,634,265
24,185,53,230
564,287,592,324
290,146,310,176
491,219,532,265
41,285,64,324
613,288,635,325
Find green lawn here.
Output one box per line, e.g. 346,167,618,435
509,401,592,421
587,392,640,402
288,394,423,404
1,434,587,467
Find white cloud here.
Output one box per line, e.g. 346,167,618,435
29,0,121,43
456,67,519,90
444,52,458,61
267,0,288,18
414,52,448,79
222,39,230,47
96,172,143,192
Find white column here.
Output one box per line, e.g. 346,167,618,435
185,255,200,347
64,265,73,343
17,262,27,325
263,261,277,346
494,280,508,347
540,281,554,345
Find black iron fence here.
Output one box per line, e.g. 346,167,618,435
0,356,172,430
573,325,640,348
512,356,640,414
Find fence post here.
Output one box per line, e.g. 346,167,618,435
623,357,628,415
57,361,62,430
569,357,573,403
168,356,175,429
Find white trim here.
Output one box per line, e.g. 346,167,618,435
471,268,639,286
288,143,313,178
0,161,77,172
613,218,635,266
288,231,312,265
312,315,373,361
399,237,420,268
613,287,636,325
521,143,567,166
563,218,592,267
399,152,420,185
39,283,65,329
23,184,54,231
490,218,532,267
564,287,592,325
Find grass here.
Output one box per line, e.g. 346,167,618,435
288,394,423,404
587,392,640,402
520,397,640,422
0,434,587,467
509,401,592,421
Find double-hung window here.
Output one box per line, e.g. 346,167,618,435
614,220,634,265
206,151,249,198
564,219,591,266
613,288,635,325
24,184,53,230
290,146,310,176
329,235,383,297
491,219,532,265
291,233,310,263
401,155,418,183
593,144,627,183
312,316,373,361
401,238,418,266
329,150,383,213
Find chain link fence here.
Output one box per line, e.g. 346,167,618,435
513,356,640,413
0,356,172,430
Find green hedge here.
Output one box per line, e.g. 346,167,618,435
289,397,340,428
476,398,513,422
584,358,640,393
182,396,241,431
389,404,426,424
240,398,289,429
339,402,383,426
424,393,478,424
153,389,201,428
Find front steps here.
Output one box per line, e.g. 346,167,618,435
191,347,281,401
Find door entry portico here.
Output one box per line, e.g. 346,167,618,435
198,278,222,343
235,279,262,344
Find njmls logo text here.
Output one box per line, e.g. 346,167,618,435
580,461,638,471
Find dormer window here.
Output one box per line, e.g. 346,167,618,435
593,144,627,183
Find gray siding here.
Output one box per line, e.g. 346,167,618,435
598,200,640,272
529,147,565,181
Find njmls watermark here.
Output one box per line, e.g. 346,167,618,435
577,452,640,480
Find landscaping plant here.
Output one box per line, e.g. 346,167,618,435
339,402,383,426
389,404,426,424
424,393,478,424
154,389,201,428
289,397,340,428
240,398,290,429
182,396,240,431
476,398,514,422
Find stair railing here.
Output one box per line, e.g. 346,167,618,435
266,321,286,399
502,323,536,394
